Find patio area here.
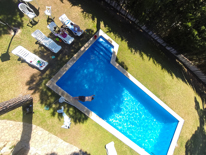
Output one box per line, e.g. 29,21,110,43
0,120,85,155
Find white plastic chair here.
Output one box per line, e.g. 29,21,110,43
105,141,118,155
47,22,74,44
18,3,38,23
31,29,62,53
59,14,84,36
12,46,48,70
44,6,53,19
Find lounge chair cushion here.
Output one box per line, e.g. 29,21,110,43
65,20,71,25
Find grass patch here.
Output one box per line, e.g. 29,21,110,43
1,0,206,155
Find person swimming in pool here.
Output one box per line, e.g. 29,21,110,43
73,95,95,102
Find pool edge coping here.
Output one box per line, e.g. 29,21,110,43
46,29,184,155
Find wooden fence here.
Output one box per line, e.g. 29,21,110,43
0,95,33,115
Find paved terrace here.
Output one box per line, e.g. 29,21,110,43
0,120,86,155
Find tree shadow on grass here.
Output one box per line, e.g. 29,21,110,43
55,103,89,124
26,30,95,125
185,97,206,155
0,32,16,62
0,0,23,37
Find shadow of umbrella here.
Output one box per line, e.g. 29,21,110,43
0,33,15,62
1,52,10,62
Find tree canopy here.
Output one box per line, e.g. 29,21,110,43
112,0,206,72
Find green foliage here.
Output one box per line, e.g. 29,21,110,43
114,0,206,70
0,0,23,36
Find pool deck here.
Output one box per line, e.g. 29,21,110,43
46,29,184,155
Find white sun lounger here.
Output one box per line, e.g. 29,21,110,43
59,14,84,36
31,29,62,53
47,22,74,44
12,46,48,70
106,141,117,155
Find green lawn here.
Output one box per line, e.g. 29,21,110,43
1,0,206,155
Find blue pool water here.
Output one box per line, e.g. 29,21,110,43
57,36,178,155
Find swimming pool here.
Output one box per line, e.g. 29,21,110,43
47,29,184,155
